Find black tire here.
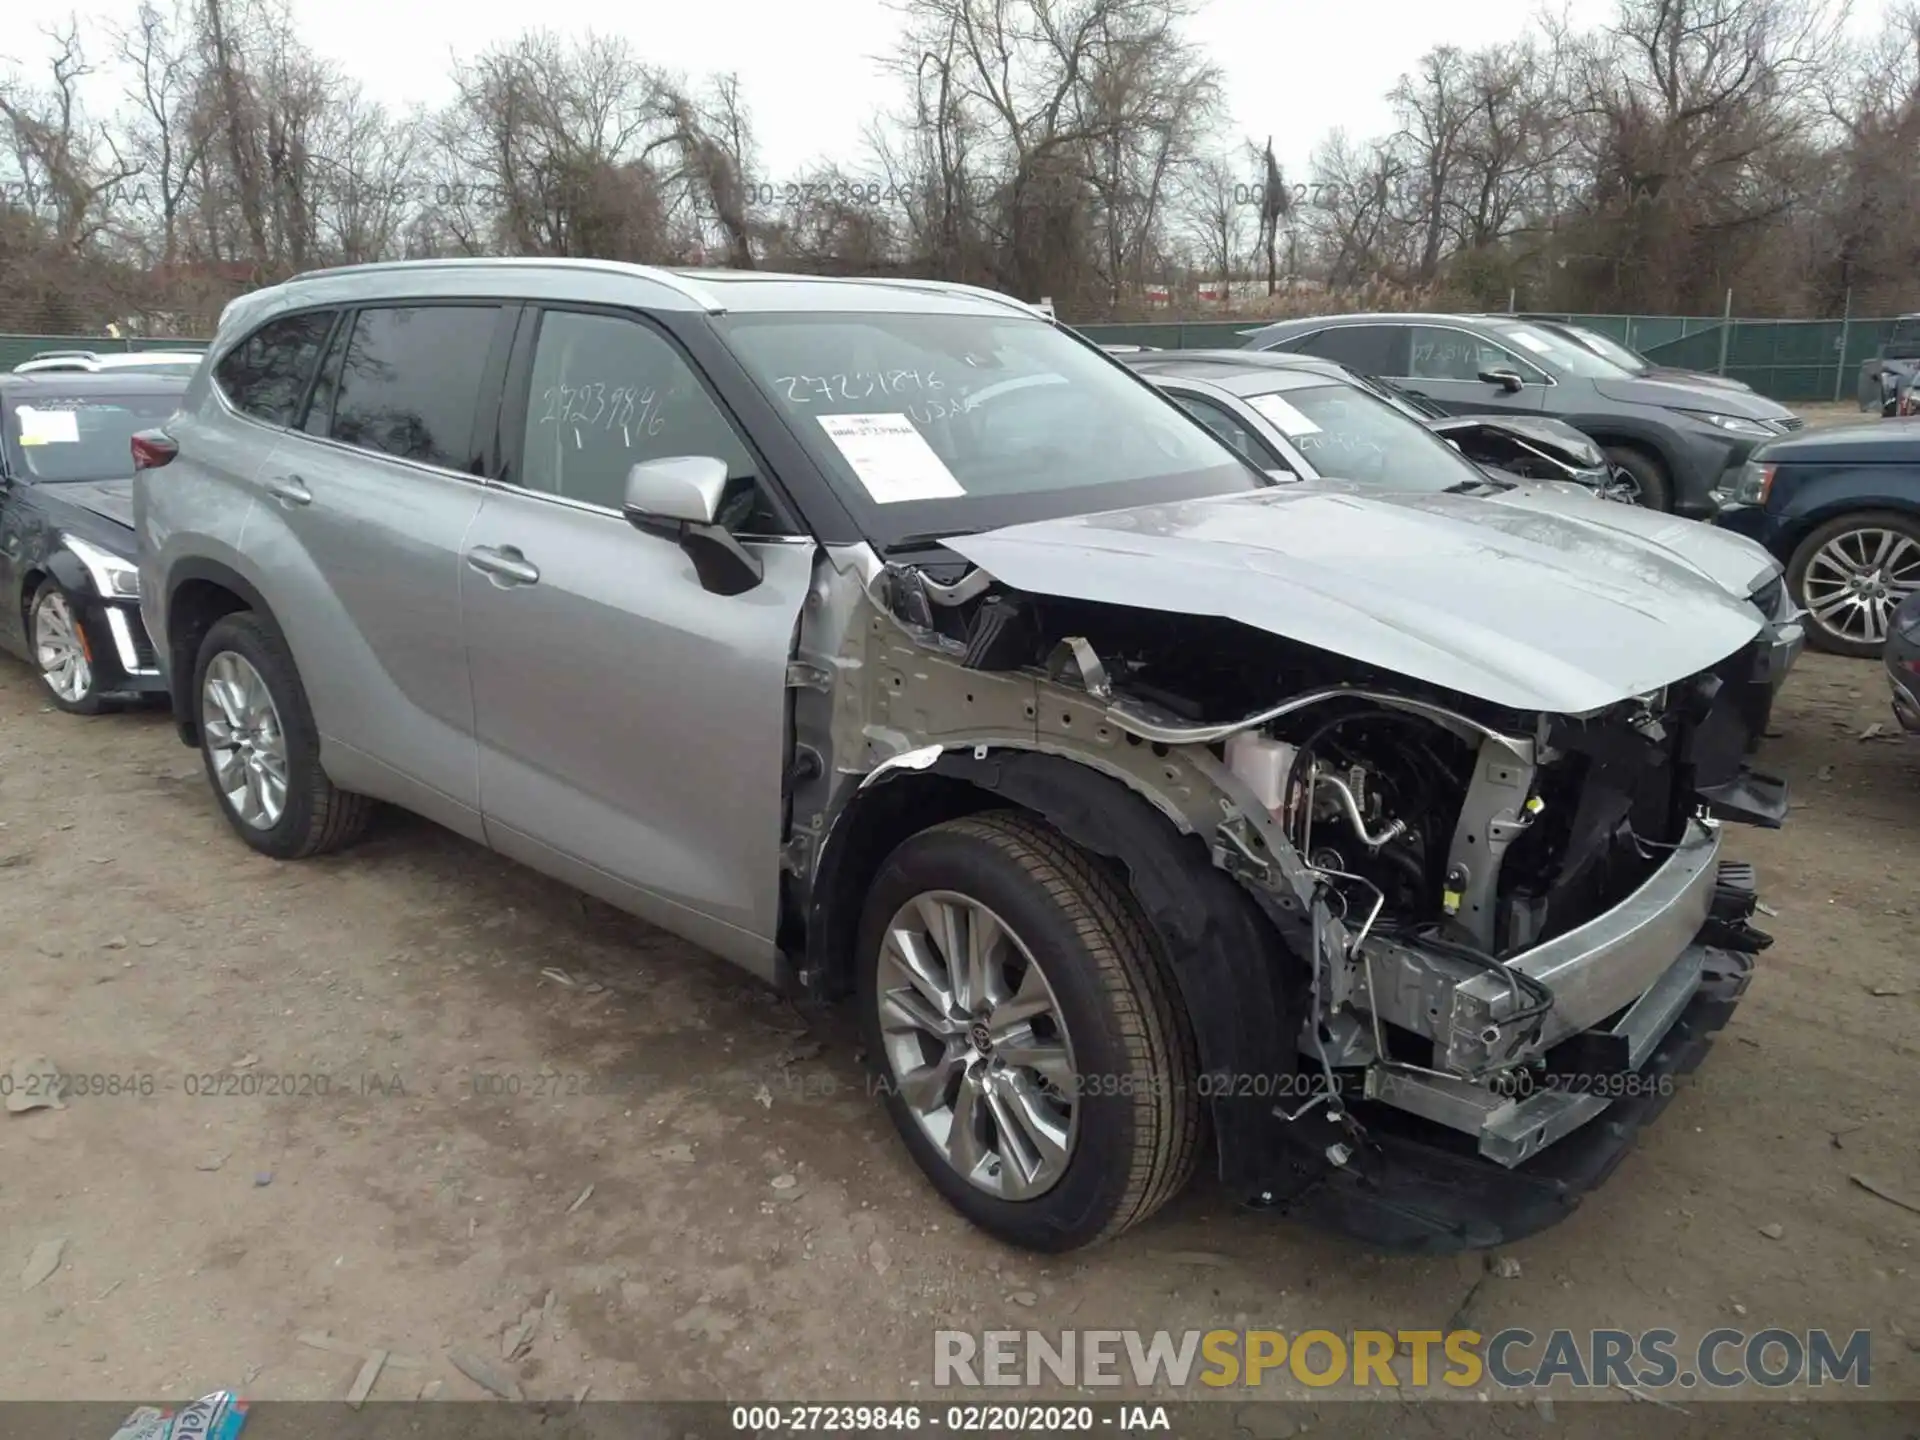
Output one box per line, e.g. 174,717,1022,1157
856,811,1201,1252
1786,510,1920,659
192,611,372,857
1600,444,1672,511
27,580,107,716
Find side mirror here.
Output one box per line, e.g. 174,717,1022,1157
622,455,763,597
1479,369,1526,394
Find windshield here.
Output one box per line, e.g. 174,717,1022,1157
3,391,181,482
1563,326,1652,375
1888,318,1920,361
1246,381,1492,492
1483,320,1632,379
718,312,1261,546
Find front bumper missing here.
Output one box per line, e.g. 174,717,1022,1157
1273,947,1756,1253
1371,945,1706,1167
1342,823,1768,1173
1358,818,1723,1085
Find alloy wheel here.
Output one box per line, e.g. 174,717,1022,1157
1599,464,1644,504
873,891,1079,1200
202,650,290,830
1802,528,1920,648
32,591,92,702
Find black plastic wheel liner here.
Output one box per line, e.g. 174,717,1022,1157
911,749,1317,1196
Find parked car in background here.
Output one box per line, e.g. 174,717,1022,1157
14,349,206,378
0,371,183,712
1518,317,1756,394
1238,312,1803,514
1887,591,1920,735
1337,368,1633,500
1857,314,1920,415
1123,349,1802,742
136,258,1783,1255
1713,423,1920,656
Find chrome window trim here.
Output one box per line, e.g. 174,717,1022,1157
473,473,814,544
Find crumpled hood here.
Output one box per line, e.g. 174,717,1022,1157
47,477,135,530
1590,375,1793,420
1432,414,1605,468
1480,485,1781,596
946,488,1765,716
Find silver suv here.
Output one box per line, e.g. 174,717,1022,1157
137,260,1785,1254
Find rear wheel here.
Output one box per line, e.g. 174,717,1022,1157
1787,511,1920,657
1600,445,1671,510
856,811,1201,1252
193,612,372,857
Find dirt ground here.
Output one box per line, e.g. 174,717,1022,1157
0,644,1916,1417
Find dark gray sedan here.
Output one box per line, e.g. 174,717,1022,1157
1238,312,1802,515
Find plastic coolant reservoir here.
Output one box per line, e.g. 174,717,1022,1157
1224,731,1298,815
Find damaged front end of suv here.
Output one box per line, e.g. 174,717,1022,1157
784,489,1784,1254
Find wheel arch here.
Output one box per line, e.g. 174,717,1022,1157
805,746,1305,1193
163,558,281,746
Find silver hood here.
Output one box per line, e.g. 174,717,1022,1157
1480,485,1782,597
946,488,1766,716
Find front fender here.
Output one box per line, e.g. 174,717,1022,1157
1771,470,1920,556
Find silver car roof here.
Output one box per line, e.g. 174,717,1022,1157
216,259,1048,345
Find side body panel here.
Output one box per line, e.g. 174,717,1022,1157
460,486,815,977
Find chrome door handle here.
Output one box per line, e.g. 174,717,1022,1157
264,474,311,506
466,545,540,586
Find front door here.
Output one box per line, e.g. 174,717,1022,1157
1398,325,1549,416
461,305,814,978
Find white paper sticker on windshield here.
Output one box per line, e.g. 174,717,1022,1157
15,406,79,445
1509,331,1551,354
816,413,965,502
1247,392,1322,436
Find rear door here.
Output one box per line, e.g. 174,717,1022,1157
459,305,814,978
1398,324,1549,415
243,303,514,836
1283,324,1409,379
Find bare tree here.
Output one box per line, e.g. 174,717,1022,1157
0,24,141,252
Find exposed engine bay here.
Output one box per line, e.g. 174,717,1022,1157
799,543,1784,1224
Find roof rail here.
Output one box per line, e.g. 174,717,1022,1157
279,257,727,313
828,275,1046,319
30,349,99,360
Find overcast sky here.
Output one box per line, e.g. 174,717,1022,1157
4,0,1637,187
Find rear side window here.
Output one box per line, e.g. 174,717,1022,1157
214,311,336,426
324,306,500,471
1292,325,1408,376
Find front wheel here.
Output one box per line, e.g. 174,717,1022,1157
192,612,373,857
1787,511,1920,657
29,582,106,715
1600,445,1671,510
856,811,1201,1252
